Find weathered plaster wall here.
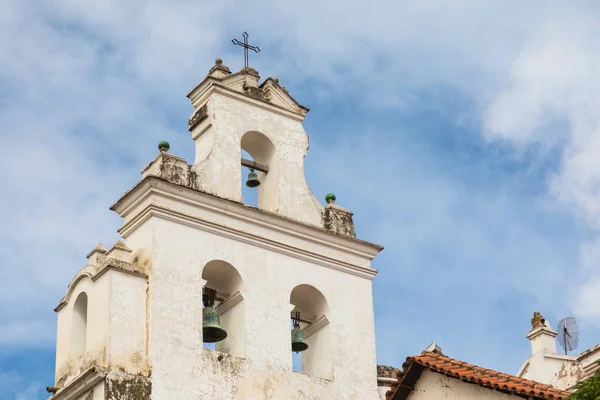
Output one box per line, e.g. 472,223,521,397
409,370,518,400
521,353,566,385
144,216,379,400
76,381,104,400
56,275,110,386
191,93,324,227
107,271,147,375
522,351,599,390
104,370,152,400
55,267,148,387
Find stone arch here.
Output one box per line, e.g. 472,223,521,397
71,292,88,356
289,284,332,379
240,131,277,210
201,260,246,357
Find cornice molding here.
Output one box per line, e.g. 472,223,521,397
129,205,377,280
54,259,148,312
113,178,381,257
526,326,558,340
216,291,244,315
196,84,306,122
112,178,381,280
52,367,105,400
303,315,329,339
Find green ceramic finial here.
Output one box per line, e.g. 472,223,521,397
325,193,336,204
158,141,170,152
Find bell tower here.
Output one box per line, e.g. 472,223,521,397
187,58,324,227
49,58,383,400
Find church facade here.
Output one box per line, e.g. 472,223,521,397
48,58,384,400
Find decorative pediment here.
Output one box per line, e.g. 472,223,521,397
260,77,309,116
187,59,309,118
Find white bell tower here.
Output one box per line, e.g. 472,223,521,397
49,58,383,400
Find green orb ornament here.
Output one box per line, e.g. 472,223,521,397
325,193,336,203
158,141,170,152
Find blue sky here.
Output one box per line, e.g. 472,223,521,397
2,1,600,398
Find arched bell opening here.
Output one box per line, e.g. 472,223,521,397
240,131,276,210
71,292,88,357
201,260,246,358
241,150,259,207
289,284,332,379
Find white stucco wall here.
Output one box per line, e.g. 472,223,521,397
408,370,519,400
138,215,379,400
190,91,324,228
107,271,147,374
54,266,147,386
521,350,600,390
55,274,110,385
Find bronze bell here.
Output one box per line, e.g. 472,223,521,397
203,306,228,343
202,287,227,343
246,168,260,188
291,312,308,353
291,326,309,353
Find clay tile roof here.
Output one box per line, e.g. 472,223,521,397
386,351,571,400
378,365,401,379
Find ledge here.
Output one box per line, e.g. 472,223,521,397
50,366,106,400
111,177,382,280
303,315,329,339
216,291,244,315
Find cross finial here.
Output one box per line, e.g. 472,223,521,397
231,32,260,68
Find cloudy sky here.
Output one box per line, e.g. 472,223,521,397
2,0,600,398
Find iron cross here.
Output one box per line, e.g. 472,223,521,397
231,32,260,68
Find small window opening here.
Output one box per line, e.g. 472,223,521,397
241,150,259,207
71,292,88,356
201,260,245,357
291,318,303,372
240,131,275,209
290,285,332,379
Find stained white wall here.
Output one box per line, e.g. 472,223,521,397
55,275,110,384
408,370,520,400
138,215,379,400
191,93,324,227
54,267,147,386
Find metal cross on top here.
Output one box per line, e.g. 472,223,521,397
231,32,260,68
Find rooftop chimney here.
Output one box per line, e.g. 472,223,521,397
526,312,557,355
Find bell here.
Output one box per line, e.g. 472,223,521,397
291,326,309,353
203,306,228,343
246,168,260,188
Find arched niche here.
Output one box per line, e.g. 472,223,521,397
71,292,88,356
201,260,245,357
240,131,277,210
290,284,332,379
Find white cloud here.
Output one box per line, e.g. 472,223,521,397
479,5,600,324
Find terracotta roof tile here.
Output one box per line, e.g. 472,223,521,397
386,351,571,400
378,365,401,379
